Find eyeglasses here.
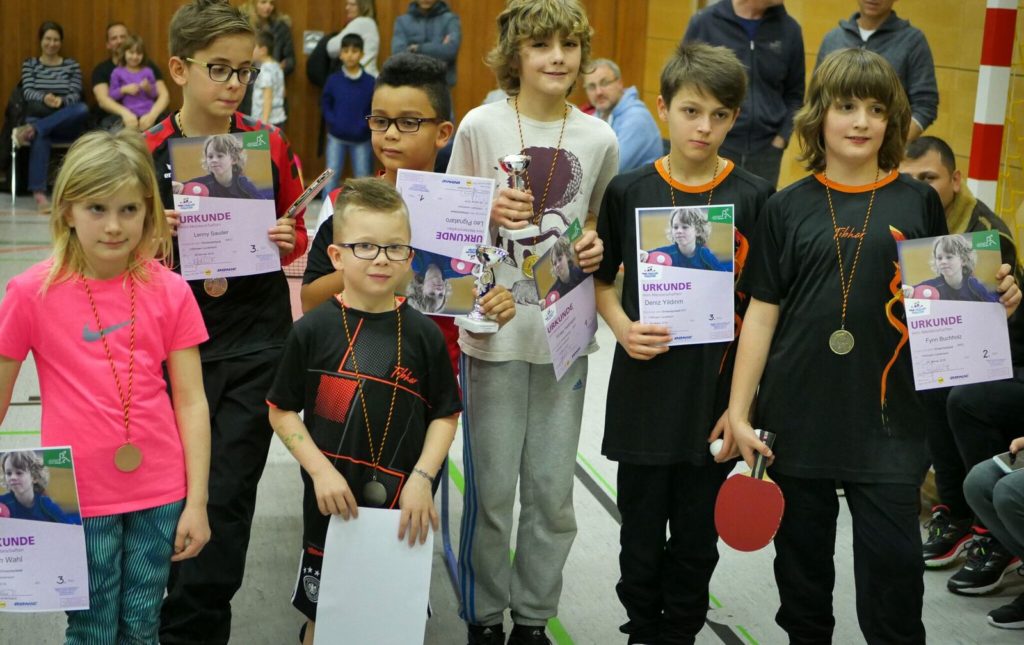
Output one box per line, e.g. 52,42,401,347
336,242,413,261
186,57,260,85
583,78,618,93
365,115,442,133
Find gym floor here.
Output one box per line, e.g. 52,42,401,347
2,197,1021,644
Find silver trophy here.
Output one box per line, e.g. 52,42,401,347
456,245,509,334
498,154,542,242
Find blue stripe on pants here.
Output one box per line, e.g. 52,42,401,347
66,499,183,645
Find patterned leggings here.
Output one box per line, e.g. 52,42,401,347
65,500,183,644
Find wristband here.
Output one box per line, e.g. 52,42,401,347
412,467,434,483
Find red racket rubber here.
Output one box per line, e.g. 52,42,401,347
715,430,785,552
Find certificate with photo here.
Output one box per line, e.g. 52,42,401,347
635,205,735,346
536,220,598,381
170,132,280,281
395,169,494,318
0,447,88,612
898,231,1012,390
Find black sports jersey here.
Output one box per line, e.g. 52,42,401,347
595,159,774,465
266,298,461,548
741,171,947,484
303,213,335,286
146,112,307,361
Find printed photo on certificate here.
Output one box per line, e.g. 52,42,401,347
0,447,89,612
400,250,478,317
635,205,735,346
170,132,280,281
898,231,1012,390
536,220,598,381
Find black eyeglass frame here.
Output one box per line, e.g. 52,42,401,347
185,57,261,85
364,115,444,133
334,242,414,261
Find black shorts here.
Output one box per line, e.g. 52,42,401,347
292,546,323,621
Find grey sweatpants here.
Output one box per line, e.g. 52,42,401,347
458,355,588,627
964,458,1024,559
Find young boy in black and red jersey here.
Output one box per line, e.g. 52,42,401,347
593,42,774,644
267,178,462,645
725,48,1021,643
143,1,307,643
301,53,514,375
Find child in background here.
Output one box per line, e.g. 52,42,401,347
321,33,376,197
109,35,158,127
446,1,618,643
0,450,79,524
251,29,286,127
145,1,307,641
268,178,462,645
725,48,1020,643
594,42,774,644
0,129,211,643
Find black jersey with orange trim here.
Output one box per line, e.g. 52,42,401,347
595,159,774,465
741,171,947,484
146,112,308,361
266,297,461,548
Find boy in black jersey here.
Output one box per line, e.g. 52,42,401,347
145,2,307,643
267,179,461,645
594,43,774,644
727,48,1021,643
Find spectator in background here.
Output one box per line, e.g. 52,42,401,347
327,0,380,76
321,33,376,195
581,58,663,173
817,0,937,142
392,0,461,89
14,21,89,211
108,36,159,128
251,30,287,128
91,22,170,132
684,0,804,187
239,0,295,115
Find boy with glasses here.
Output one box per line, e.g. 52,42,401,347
144,1,307,642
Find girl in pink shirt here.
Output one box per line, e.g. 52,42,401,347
0,129,211,643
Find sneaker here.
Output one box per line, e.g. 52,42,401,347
989,591,1024,629
467,623,505,645
947,535,1020,595
922,505,972,567
506,624,551,645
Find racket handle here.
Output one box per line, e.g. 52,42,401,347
751,429,776,480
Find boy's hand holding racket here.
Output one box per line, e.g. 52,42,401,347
715,429,784,552
268,215,296,257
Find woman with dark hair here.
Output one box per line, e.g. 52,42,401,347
14,21,89,211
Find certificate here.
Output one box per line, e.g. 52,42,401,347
395,169,494,317
314,509,433,645
536,220,598,381
898,232,1012,390
635,205,735,346
170,132,281,280
0,447,88,612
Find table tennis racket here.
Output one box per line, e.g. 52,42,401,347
0,503,10,518
714,429,785,552
182,182,210,197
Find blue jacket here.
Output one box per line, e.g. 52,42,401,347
321,70,375,142
0,492,78,524
817,11,938,131
684,1,805,154
602,86,663,172
391,1,461,87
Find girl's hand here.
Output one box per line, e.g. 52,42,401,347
708,410,739,463
140,78,152,93
139,112,156,130
726,421,774,470
165,209,180,236
490,187,534,229
122,114,140,131
170,502,211,562
311,468,358,519
995,263,1021,318
575,230,604,272
616,320,671,360
479,285,516,327
122,83,139,96
269,216,296,257
398,473,437,546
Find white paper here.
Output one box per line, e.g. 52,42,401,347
314,508,433,645
0,447,89,612
396,169,494,258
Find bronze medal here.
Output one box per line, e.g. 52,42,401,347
114,442,143,473
363,478,388,507
829,329,855,355
204,277,228,297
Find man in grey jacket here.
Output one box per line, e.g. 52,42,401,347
817,0,938,141
392,0,461,88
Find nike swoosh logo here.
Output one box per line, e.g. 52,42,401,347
82,320,130,342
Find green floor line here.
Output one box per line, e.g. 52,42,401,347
709,593,722,609
0,430,40,435
735,624,758,645
575,451,617,499
448,459,575,645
